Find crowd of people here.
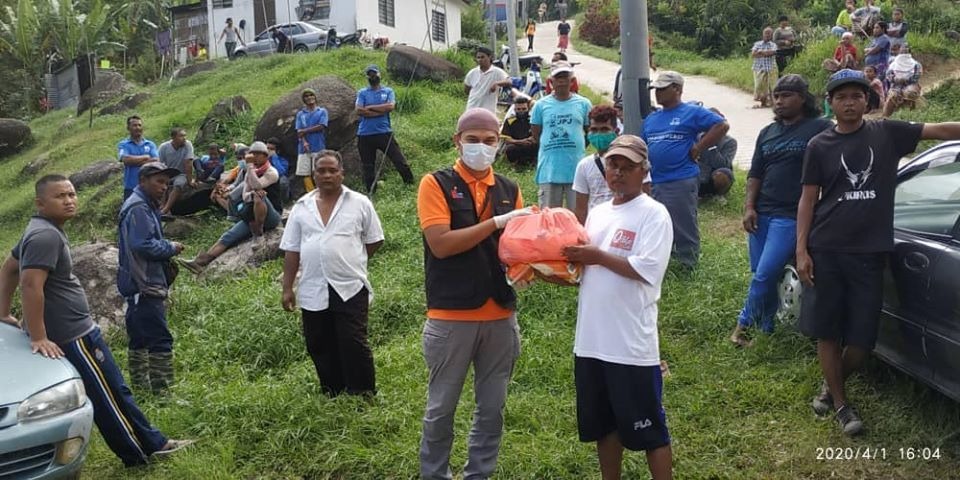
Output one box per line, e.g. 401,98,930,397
5,7,960,479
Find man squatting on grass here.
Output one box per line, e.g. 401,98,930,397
796,68,960,436
280,150,385,396
0,175,192,467
417,108,533,480
563,135,674,480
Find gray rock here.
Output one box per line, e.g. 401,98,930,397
194,96,252,148
20,153,49,177
253,76,358,169
71,242,124,329
0,118,32,157
172,61,217,80
202,227,285,279
946,30,960,42
69,160,123,189
98,92,152,116
387,45,464,83
77,71,128,115
170,182,215,216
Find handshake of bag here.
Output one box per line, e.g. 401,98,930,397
498,207,590,289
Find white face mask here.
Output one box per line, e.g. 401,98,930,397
460,142,498,170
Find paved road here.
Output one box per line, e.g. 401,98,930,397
521,20,772,169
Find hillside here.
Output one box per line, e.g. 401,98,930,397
6,50,960,479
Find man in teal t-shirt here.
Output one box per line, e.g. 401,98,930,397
530,62,592,208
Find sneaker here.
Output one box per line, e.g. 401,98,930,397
729,324,752,347
153,439,195,458
177,258,205,275
835,405,864,436
811,381,834,416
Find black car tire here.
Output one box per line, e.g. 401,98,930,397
233,51,246,58
294,44,308,53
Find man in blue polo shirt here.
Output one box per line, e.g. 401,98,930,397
355,64,415,194
118,115,160,200
642,71,729,269
295,88,328,192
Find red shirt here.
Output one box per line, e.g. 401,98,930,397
834,43,858,62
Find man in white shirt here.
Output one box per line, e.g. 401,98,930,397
563,135,674,480
464,46,512,114
280,150,384,396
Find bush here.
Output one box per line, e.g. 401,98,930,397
455,38,487,55
578,0,620,48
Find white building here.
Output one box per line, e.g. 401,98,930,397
205,0,470,58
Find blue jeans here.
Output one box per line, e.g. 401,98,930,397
219,197,281,247
737,215,796,333
63,327,167,466
125,295,172,353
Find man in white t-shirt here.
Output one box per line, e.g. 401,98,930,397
280,150,384,396
573,105,652,224
563,135,674,480
464,46,512,113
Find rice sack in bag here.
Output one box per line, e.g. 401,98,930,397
498,207,590,287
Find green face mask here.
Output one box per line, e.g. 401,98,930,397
588,131,617,152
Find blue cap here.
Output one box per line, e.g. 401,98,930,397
364,64,380,74
826,69,871,94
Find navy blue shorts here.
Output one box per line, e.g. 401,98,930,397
574,356,671,452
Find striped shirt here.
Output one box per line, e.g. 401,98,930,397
752,40,777,72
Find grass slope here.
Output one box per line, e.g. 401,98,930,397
4,50,960,478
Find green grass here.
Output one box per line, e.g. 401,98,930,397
4,49,960,478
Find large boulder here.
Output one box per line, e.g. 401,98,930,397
19,153,49,177
170,182,215,216
202,227,285,279
194,96,252,148
77,71,128,115
69,160,123,190
71,242,124,329
253,76,358,168
172,61,217,80
0,118,32,157
387,45,464,83
98,92,152,116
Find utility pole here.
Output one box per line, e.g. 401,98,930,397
506,0,520,76
521,0,527,26
619,0,652,135
488,0,498,54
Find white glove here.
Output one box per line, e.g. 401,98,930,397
494,206,534,229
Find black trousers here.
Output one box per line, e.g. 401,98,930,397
301,286,376,396
358,132,414,193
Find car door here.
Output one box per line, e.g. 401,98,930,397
250,28,275,55
882,158,960,399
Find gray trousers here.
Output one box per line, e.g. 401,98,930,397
420,315,521,480
652,176,700,268
537,183,576,209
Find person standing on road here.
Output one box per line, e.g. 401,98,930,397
562,135,674,480
773,15,798,76
0,175,193,467
557,0,568,19
118,115,159,201
295,88,329,192
796,69,960,436
281,150,384,397
729,75,831,347
118,162,186,393
538,1,547,23
464,47,512,114
417,108,532,480
530,62,592,209
526,20,537,52
751,27,777,108
355,64,415,193
557,18,571,53
158,127,196,216
643,71,728,270
218,18,245,59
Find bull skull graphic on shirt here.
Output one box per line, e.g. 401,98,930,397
840,147,874,190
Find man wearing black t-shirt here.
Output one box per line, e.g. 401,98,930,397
796,69,960,436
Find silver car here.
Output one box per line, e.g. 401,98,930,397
233,21,329,57
0,323,93,479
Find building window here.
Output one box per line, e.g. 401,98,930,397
378,0,395,27
431,10,446,43
212,0,232,8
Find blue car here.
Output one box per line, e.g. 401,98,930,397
0,322,93,479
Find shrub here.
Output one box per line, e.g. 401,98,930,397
578,0,620,48
455,38,488,55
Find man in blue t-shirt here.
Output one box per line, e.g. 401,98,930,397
355,64,414,194
117,115,160,200
642,71,729,269
530,62,592,208
295,88,328,192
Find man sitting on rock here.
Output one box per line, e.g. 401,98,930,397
500,96,537,167
195,143,225,184
181,141,283,274
210,144,248,219
158,127,195,216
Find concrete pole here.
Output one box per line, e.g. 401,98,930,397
619,0,652,135
506,0,520,76
489,0,498,54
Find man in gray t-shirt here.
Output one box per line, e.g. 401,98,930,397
157,127,195,215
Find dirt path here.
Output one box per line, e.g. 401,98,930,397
523,20,776,170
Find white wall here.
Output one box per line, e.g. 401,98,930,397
207,0,257,59
355,0,464,51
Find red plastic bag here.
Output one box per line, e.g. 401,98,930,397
498,207,589,287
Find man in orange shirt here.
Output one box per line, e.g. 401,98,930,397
417,108,532,480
